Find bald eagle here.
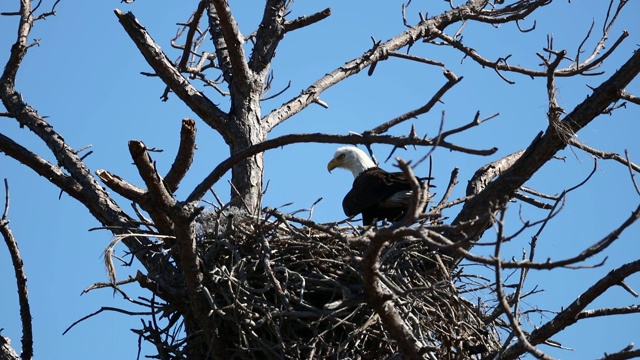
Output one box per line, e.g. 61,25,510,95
327,146,428,225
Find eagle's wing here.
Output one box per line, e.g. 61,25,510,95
342,168,412,217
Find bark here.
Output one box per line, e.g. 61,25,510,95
0,336,19,360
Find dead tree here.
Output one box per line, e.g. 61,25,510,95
2,0,640,359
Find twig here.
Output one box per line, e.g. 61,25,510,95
63,307,153,336
368,69,462,135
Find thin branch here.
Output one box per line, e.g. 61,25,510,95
568,139,640,172
431,26,629,79
494,211,552,359
283,7,331,33
187,132,497,203
262,1,497,131
501,258,640,359
0,181,33,360
387,51,445,67
439,111,500,139
367,69,462,135
432,167,459,213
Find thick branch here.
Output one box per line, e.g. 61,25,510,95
445,49,640,265
95,169,146,203
262,1,488,131
209,0,251,89
164,118,197,193
248,0,286,75
0,0,32,83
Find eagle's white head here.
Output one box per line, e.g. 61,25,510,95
327,146,377,178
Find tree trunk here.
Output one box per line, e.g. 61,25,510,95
228,97,266,215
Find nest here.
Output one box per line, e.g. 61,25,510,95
192,207,502,359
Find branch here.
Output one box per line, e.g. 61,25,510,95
114,9,229,135
283,7,331,33
620,90,640,106
248,0,286,75
367,69,462,135
187,132,497,203
395,158,429,227
0,336,19,360
0,181,33,360
569,139,640,172
501,258,640,359
1,0,190,320
0,0,33,83
262,1,490,131
494,211,551,359
431,26,629,80
175,1,207,74
164,118,197,193
95,169,146,203
445,48,640,265
209,0,251,89
450,202,640,270
361,229,426,359
465,150,526,196
128,141,175,235
0,132,84,198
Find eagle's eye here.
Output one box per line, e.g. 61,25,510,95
337,153,346,160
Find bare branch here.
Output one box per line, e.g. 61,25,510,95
164,118,197,193
283,7,331,33
501,258,640,359
494,211,552,359
0,181,33,360
95,169,146,203
361,229,426,359
209,0,251,88
367,69,462,135
262,1,493,131
128,141,175,235
114,9,229,134
569,139,640,172
620,90,640,106
446,48,640,265
187,132,497,203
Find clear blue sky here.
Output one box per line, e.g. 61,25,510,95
1,1,639,359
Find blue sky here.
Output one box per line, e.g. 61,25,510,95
1,1,639,359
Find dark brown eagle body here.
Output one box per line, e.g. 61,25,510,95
343,167,416,225
328,146,429,225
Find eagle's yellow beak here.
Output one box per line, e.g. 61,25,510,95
327,158,340,173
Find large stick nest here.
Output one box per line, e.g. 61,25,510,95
193,207,502,359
